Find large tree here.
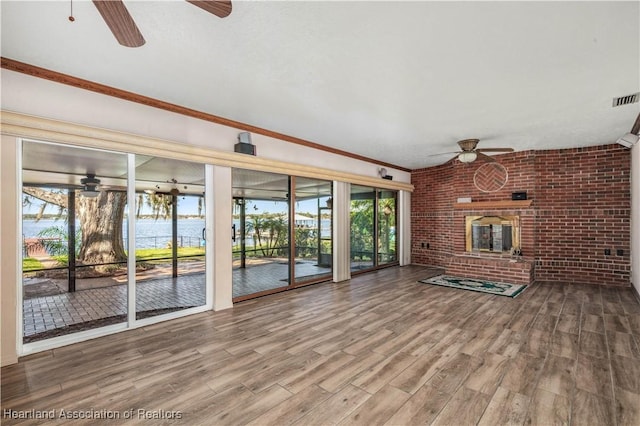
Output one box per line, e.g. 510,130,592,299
24,188,128,268
24,188,200,271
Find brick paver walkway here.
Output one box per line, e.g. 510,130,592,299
23,273,205,337
23,261,332,339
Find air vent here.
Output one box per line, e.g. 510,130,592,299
612,92,639,107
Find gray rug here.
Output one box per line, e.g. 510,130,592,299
419,275,526,298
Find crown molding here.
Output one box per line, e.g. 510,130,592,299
1,57,412,173
1,110,414,192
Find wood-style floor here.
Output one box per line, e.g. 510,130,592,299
2,265,639,425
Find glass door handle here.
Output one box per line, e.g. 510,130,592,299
232,224,236,242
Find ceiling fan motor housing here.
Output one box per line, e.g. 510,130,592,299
458,139,480,151
80,174,100,186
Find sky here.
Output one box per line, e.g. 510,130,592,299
23,194,318,217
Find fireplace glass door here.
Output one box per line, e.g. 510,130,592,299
466,215,519,254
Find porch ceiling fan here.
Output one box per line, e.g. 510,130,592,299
24,173,127,197
430,138,514,164
91,0,232,47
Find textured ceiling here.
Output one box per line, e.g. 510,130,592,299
2,1,639,169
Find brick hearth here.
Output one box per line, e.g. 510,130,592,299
445,254,534,285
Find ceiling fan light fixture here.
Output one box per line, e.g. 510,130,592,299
80,174,101,197
80,188,100,198
458,152,478,163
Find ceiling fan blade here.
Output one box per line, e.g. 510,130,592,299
631,112,640,135
427,151,461,157
186,0,232,18
476,152,496,162
100,185,127,192
93,0,145,47
24,182,84,190
476,147,515,153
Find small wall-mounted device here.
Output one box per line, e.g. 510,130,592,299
616,133,639,148
378,168,393,180
235,132,256,155
512,191,527,200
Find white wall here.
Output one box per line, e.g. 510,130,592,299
0,71,411,183
1,70,412,365
632,142,640,298
1,136,19,366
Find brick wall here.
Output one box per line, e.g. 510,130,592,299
411,144,631,287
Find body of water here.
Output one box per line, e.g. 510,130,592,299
23,218,331,250
23,218,206,249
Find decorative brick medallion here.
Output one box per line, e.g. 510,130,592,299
474,162,508,192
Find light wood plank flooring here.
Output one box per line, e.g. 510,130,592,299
2,265,639,425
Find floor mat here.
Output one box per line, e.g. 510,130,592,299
419,275,526,298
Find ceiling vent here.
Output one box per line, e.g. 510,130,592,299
612,92,639,107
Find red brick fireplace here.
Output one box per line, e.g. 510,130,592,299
445,201,535,285
411,145,631,287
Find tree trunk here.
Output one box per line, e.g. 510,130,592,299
77,191,127,270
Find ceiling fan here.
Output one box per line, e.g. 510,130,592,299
24,173,128,197
91,0,232,47
79,173,101,197
432,139,514,164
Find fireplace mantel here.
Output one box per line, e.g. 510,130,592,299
454,200,533,210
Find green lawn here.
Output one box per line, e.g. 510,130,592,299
22,247,206,271
135,247,205,261
23,258,44,272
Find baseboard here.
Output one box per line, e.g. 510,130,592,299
632,284,640,305
1,352,18,367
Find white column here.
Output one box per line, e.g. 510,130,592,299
1,136,19,365
333,181,351,282
631,143,640,297
398,190,412,266
126,154,137,324
212,165,233,310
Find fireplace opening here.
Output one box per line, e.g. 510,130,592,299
466,215,521,254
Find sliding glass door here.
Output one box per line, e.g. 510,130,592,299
134,156,207,320
21,141,210,347
293,177,333,284
21,141,129,343
350,185,398,273
350,185,376,271
377,190,397,265
232,169,290,299
232,169,333,300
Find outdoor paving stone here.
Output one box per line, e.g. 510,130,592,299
24,273,206,337
23,262,330,339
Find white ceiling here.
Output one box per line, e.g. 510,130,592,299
2,1,639,169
